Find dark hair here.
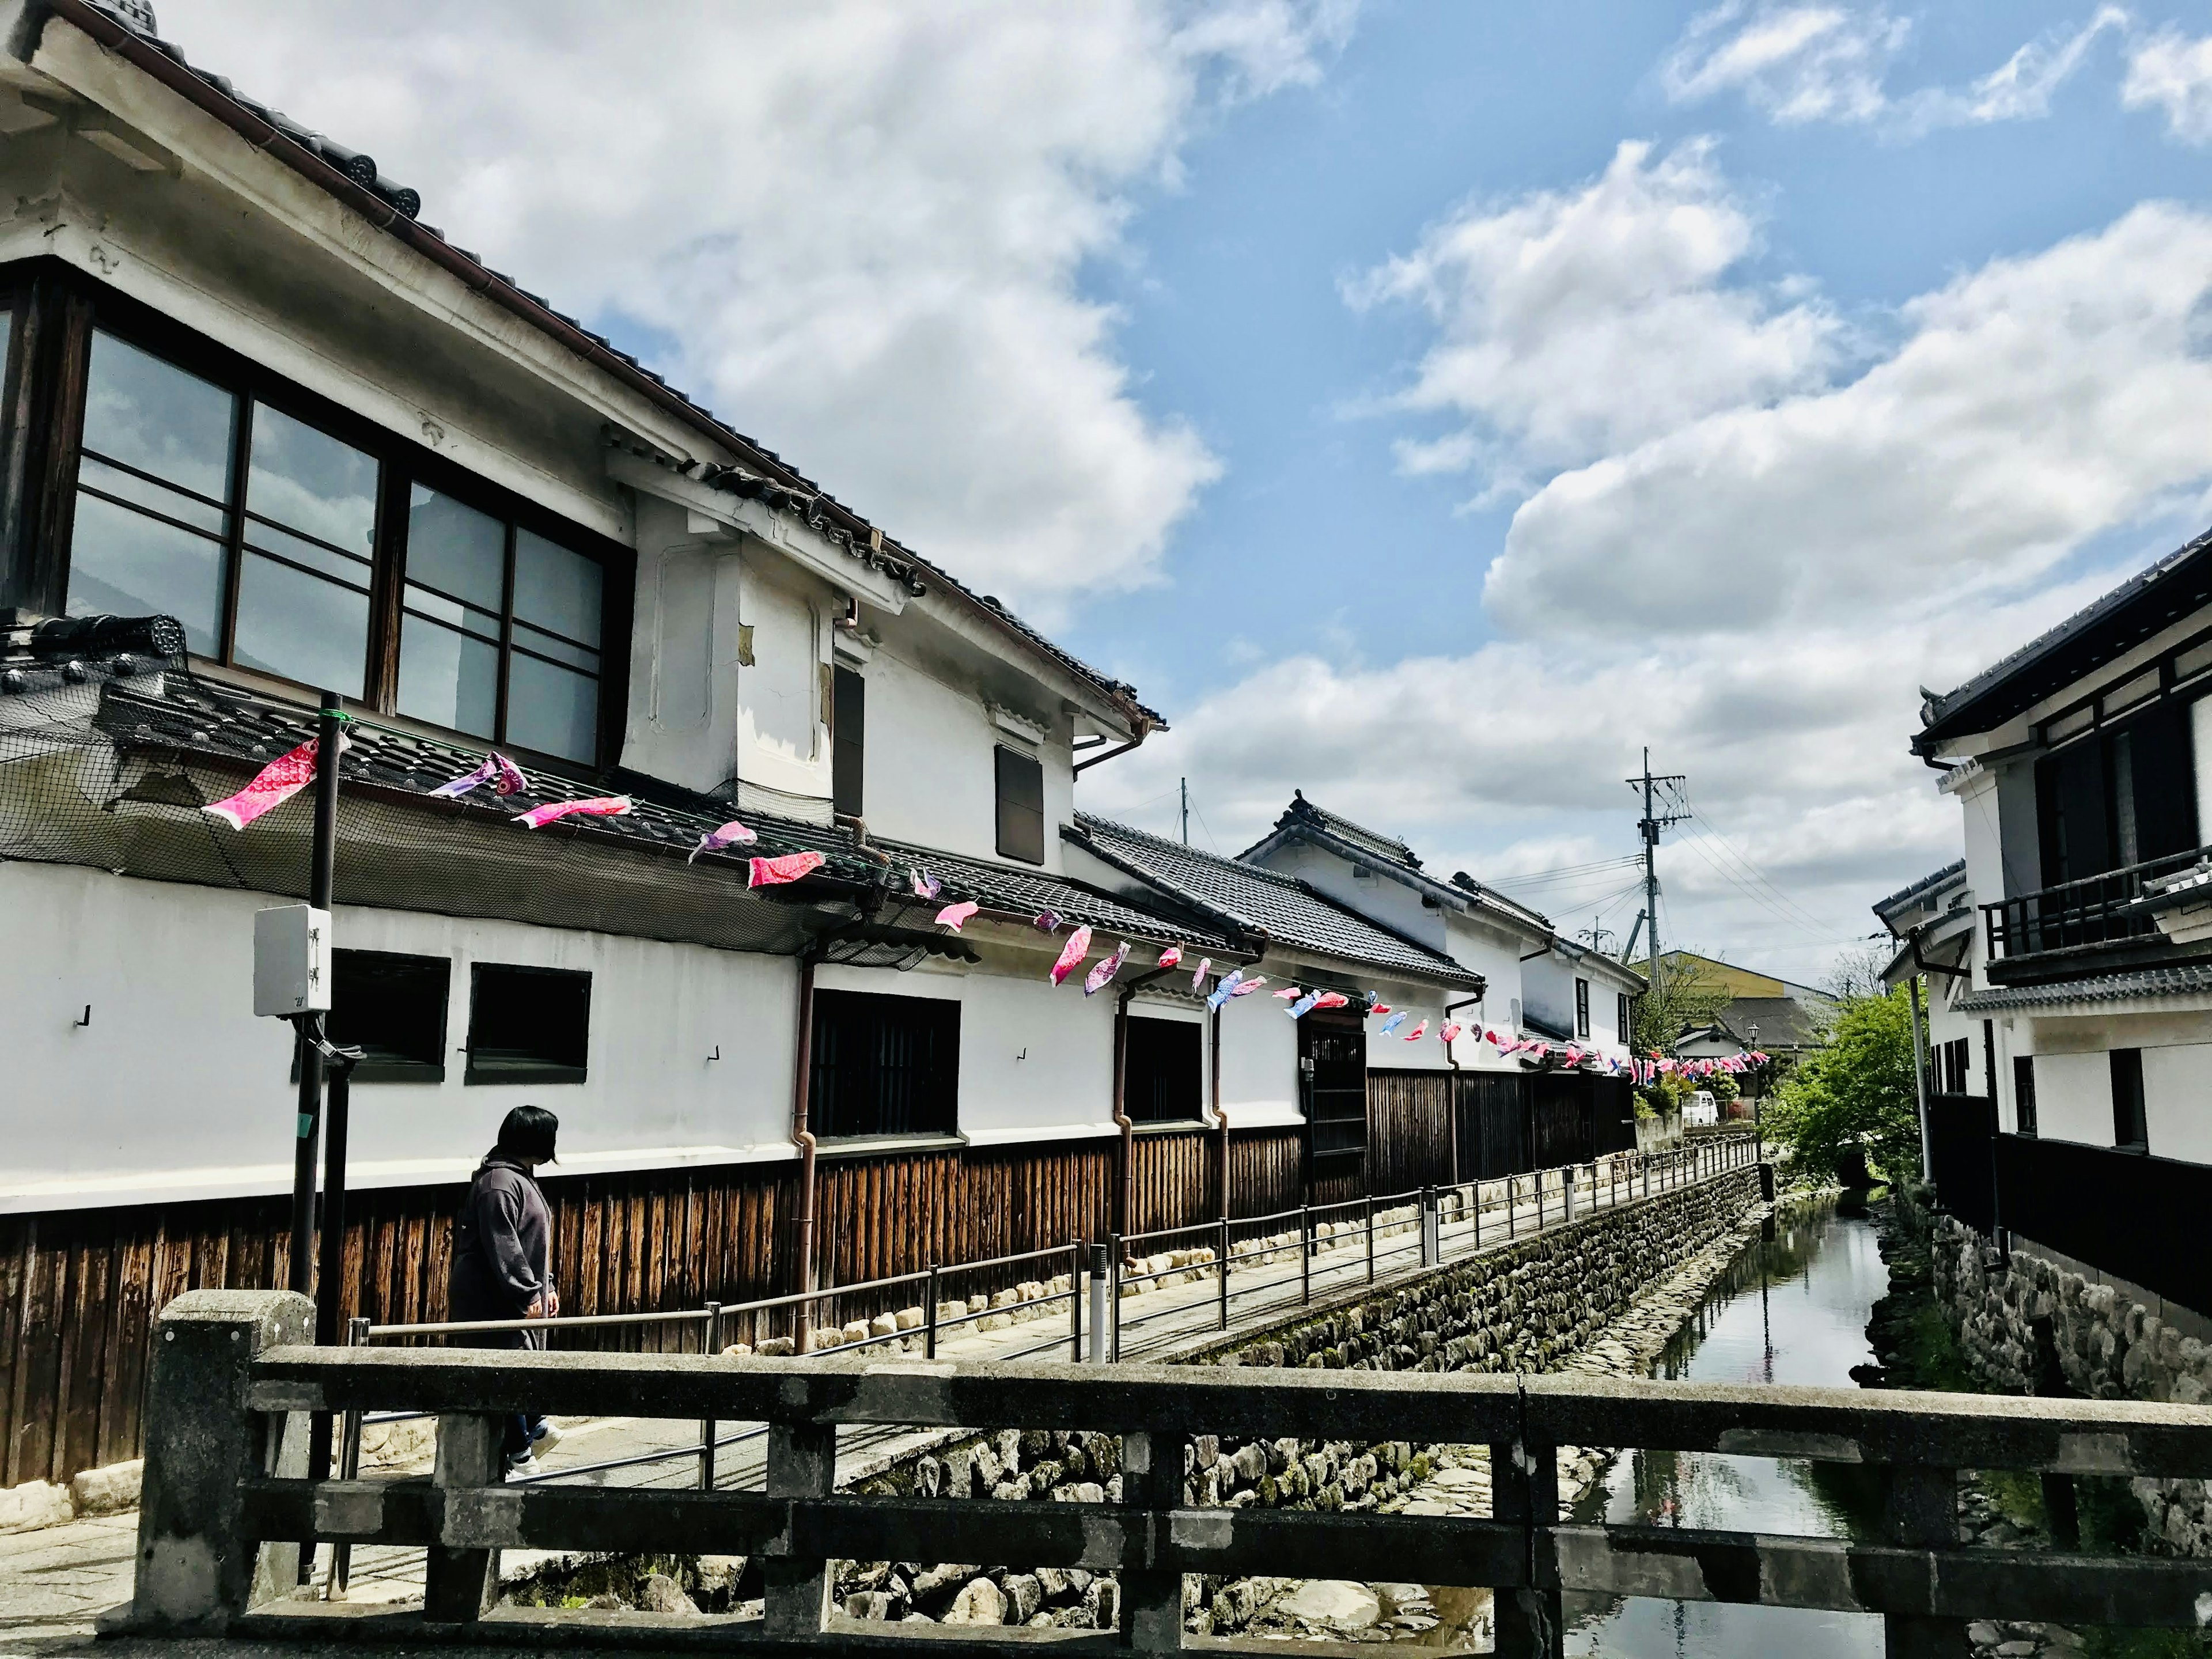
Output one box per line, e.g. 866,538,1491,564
496,1105,559,1164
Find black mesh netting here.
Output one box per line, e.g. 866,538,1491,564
0,623,1219,964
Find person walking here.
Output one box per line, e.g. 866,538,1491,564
450,1105,564,1477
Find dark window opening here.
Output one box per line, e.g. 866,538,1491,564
1574,978,1590,1040
1124,1016,1202,1125
329,950,448,1083
466,963,590,1085
832,664,865,819
1617,992,1631,1046
810,988,960,1139
1937,1036,1971,1096
1300,1010,1367,1159
2035,698,2200,887
994,744,1044,865
2013,1055,2038,1138
2111,1047,2147,1152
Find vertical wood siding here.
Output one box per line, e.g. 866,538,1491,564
1,1074,1622,1488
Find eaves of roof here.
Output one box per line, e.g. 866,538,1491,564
1916,529,2212,750
38,0,1162,737
1954,964,2212,1013
1873,859,1967,921
1243,820,1552,940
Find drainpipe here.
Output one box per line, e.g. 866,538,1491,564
1908,973,1933,1187
792,950,820,1353
1441,993,1486,1187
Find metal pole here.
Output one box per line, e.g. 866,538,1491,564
699,1302,721,1490
1089,1245,1108,1365
328,1315,369,1600
1474,1180,1482,1250
1563,1165,1574,1224
1108,1235,1122,1363
305,1044,358,1545
1365,1195,1375,1286
1300,1206,1311,1305
1054,1244,1077,1362
925,1266,939,1361
1217,1219,1231,1330
287,691,343,1300
1508,1174,1517,1239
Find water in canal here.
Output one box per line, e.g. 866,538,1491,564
1563,1200,1892,1657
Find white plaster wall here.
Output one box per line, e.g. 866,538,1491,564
1245,843,1449,953
2142,1043,2212,1164
1217,982,1300,1128
1953,768,2008,935
953,968,1115,1141
2031,1051,2113,1148
1,862,799,1212
1519,952,1580,1039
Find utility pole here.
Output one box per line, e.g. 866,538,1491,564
1180,778,1189,846
1627,748,1685,1006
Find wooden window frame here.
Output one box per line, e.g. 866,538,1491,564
2013,1054,2038,1138
831,662,865,819
808,987,961,1142
1574,978,1590,1040
0,256,632,777
994,743,1046,865
1123,1014,1204,1127
465,961,591,1087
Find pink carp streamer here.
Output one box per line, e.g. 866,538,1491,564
1157,945,1183,970
1230,975,1266,997
1084,940,1132,995
429,751,525,798
911,869,942,899
1050,925,1094,986
688,819,757,862
1190,957,1212,993
1404,1020,1427,1041
748,850,825,888
936,900,981,932
202,738,321,830
515,795,633,830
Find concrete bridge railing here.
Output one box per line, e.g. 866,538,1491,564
120,1288,2212,1658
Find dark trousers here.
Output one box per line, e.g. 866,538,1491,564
462,1324,544,1465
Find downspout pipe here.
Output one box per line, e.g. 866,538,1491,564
792,949,820,1353
1213,1002,1228,1224
1442,993,1486,1188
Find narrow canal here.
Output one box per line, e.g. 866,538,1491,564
1563,1199,1892,1657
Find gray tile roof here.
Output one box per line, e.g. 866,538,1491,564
1956,964,2212,1012
47,0,1162,733
1873,859,1967,922
1068,814,1484,988
21,638,1220,952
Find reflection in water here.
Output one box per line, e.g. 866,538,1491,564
1563,1206,1889,1658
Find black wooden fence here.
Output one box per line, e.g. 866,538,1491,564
1994,1134,2212,1319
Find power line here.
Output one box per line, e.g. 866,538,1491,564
1675,790,1838,940
1666,822,1835,944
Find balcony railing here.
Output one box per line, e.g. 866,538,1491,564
1982,843,2212,964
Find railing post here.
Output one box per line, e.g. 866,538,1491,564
1090,1244,1110,1364
1421,1186,1439,1267
126,1289,313,1633
1641,1154,1649,1200
1562,1167,1574,1224
1508,1173,1517,1239
1300,1206,1312,1305
926,1265,940,1361
762,1418,838,1641
1490,1425,1563,1658
1218,1219,1232,1329
1365,1194,1376,1285
423,1412,505,1622
1072,1238,1085,1361
1474,1180,1483,1249
1119,1427,1185,1653
699,1302,721,1491
1881,1464,1967,1657
1536,1169,1546,1230
1109,1234,1124,1363
328,1315,370,1601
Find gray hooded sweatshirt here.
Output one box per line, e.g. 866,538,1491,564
450,1151,552,1347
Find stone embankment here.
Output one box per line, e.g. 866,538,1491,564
1923,1203,2212,1558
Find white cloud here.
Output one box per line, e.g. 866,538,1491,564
157,0,1354,616
1661,2,2128,134
1491,202,2212,633
1345,141,1838,486
2123,25,2212,142
1661,2,1911,123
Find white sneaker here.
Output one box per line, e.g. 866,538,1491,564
531,1421,564,1456
503,1453,535,1482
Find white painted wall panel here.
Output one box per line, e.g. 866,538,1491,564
2032,1051,2113,1148
2141,1042,2212,1164
1,862,797,1211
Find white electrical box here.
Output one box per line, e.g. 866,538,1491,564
253,904,332,1017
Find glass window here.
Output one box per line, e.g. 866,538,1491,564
397,485,504,739
507,529,602,763
236,405,377,697
995,745,1044,863
67,331,236,654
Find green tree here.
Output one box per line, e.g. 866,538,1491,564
1627,956,1732,1060
1762,983,1920,1181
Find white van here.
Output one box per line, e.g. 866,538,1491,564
1682,1091,1719,1127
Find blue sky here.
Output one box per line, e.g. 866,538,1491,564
174,0,2212,982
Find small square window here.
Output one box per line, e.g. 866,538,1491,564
2012,1055,2038,1138
1124,1016,1203,1124
327,950,449,1083
466,963,590,1085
